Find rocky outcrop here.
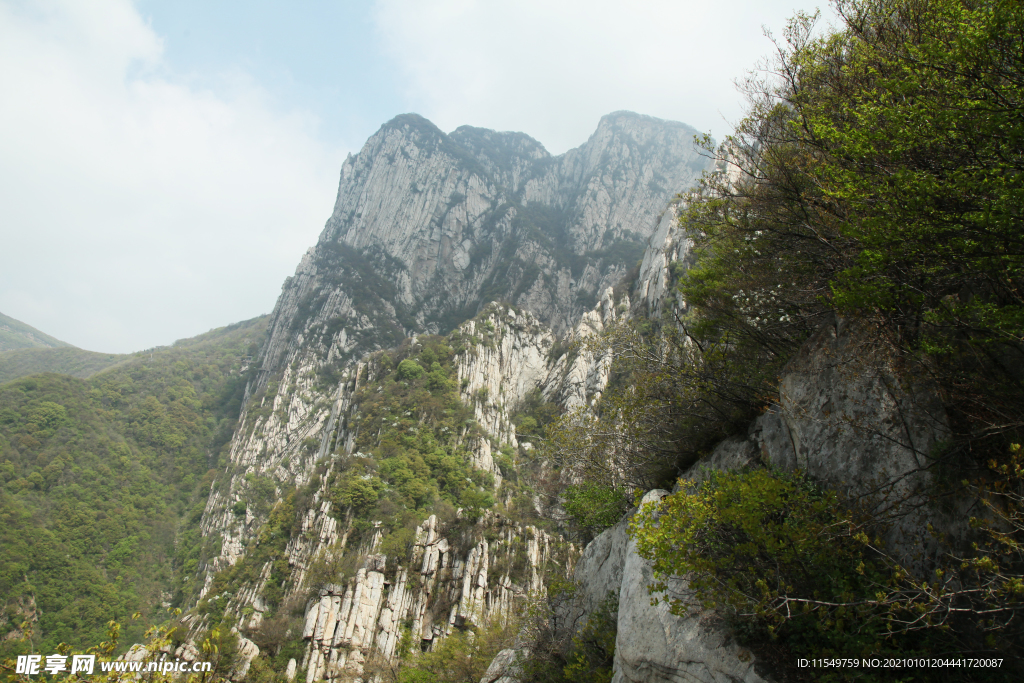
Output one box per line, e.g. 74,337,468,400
298,514,567,682
774,318,949,501
566,492,765,683
256,111,709,392
479,648,530,683
194,295,621,628
196,361,362,591
454,306,555,450
633,198,690,318
692,316,955,568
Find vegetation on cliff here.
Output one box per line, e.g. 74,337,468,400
194,320,557,682
607,0,1024,678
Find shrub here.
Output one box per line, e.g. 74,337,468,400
396,359,425,381
562,483,629,539
630,466,1024,677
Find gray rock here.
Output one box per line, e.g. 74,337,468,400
613,534,764,683
776,318,953,567
560,509,631,637
479,648,530,683
230,633,260,681
256,111,710,388
683,436,759,487
749,407,796,472
778,318,948,485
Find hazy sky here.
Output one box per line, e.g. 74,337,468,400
0,0,836,353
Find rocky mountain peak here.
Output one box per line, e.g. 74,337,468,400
256,112,710,390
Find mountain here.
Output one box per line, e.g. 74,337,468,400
0,311,73,351
1,112,710,680
8,110,975,682
255,111,708,384
150,112,712,680
171,109,1004,681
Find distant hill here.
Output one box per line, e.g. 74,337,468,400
0,317,273,385
0,311,73,351
0,311,125,383
0,347,129,384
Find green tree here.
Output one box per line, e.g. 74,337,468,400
396,359,425,381
562,482,629,540
685,0,1024,455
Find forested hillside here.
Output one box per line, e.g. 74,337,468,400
0,347,129,385
0,318,266,656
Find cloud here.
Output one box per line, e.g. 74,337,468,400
0,0,340,352
372,0,831,153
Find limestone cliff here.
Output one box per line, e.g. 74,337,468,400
255,111,707,387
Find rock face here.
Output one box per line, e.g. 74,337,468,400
298,515,564,682
775,319,949,501
694,316,955,568
196,299,618,598
256,111,708,387
632,197,690,318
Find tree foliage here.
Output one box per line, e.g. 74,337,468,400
345,336,496,516
632,462,1024,678
561,482,630,540
612,0,1024,676
685,0,1024,455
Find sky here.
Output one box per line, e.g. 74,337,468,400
0,0,837,353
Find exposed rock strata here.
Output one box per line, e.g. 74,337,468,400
298,515,566,682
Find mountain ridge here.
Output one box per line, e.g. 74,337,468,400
0,311,74,352
251,111,709,396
